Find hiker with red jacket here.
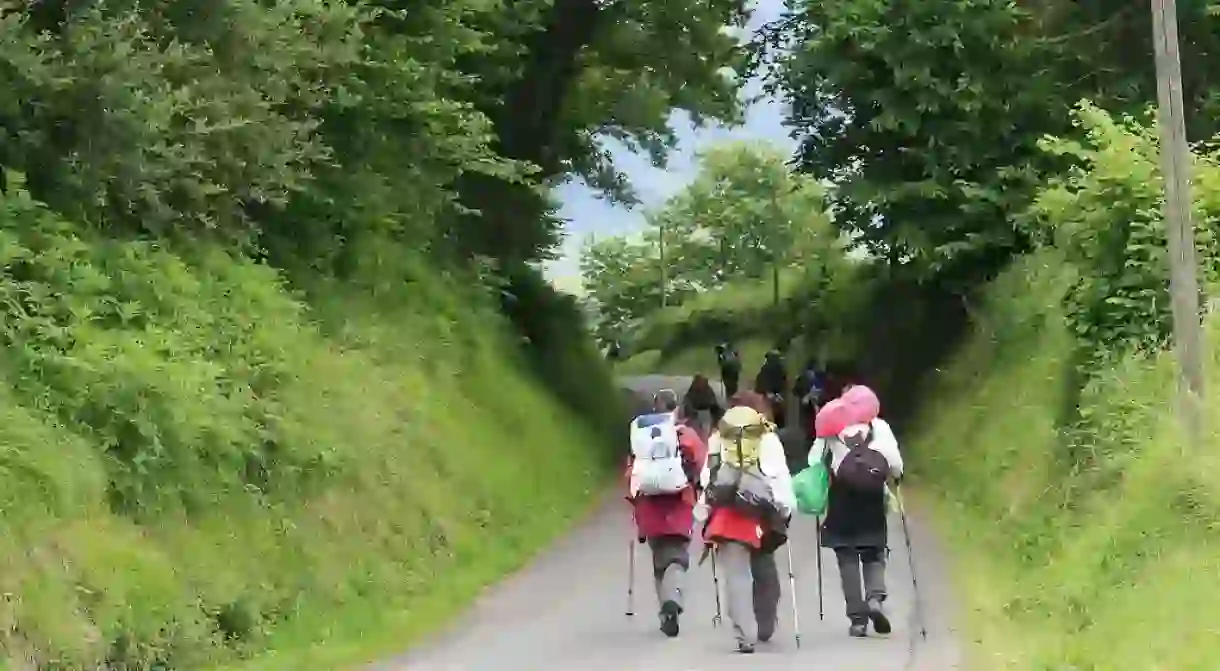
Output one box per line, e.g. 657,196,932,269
625,389,708,638
812,385,904,638
696,390,795,654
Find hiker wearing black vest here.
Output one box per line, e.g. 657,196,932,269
814,416,904,638
753,349,788,430
792,357,824,441
715,342,741,397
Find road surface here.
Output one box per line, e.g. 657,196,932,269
374,376,961,671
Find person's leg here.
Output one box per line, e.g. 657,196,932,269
834,548,869,636
717,541,758,652
860,545,891,634
649,536,690,637
750,548,782,643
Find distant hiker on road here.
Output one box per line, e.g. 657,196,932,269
683,374,723,440
697,391,796,654
715,342,741,397
792,357,825,441
626,389,708,639
753,349,788,430
812,386,904,638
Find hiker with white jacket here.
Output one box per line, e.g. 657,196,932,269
813,385,904,638
696,390,796,654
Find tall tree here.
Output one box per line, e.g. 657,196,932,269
764,0,1220,285
579,140,836,341
449,0,752,266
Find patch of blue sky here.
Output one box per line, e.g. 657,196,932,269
543,0,797,295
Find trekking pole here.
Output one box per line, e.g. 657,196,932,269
710,546,723,627
626,536,636,617
895,485,928,640
814,521,824,621
626,507,637,617
785,542,801,649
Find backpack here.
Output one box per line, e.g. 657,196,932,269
720,348,740,371
833,423,890,493
628,412,688,496
705,406,778,518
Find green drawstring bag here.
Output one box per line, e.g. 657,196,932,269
793,459,829,516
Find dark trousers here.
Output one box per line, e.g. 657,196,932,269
721,370,739,397
834,546,887,621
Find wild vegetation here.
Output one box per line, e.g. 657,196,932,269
0,0,754,667
6,0,1220,666
593,2,1220,668
580,140,849,349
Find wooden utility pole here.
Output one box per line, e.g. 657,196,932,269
720,235,728,283
1151,0,1206,438
659,221,667,308
769,190,783,307
772,256,780,306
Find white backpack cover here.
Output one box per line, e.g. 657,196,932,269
628,412,687,496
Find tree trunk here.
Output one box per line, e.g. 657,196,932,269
453,0,610,265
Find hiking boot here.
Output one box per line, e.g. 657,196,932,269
866,597,892,635
736,642,756,654
659,600,680,638
849,620,868,638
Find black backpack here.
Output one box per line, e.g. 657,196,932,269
833,425,889,493
720,348,740,371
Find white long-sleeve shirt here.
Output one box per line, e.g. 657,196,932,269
699,430,796,518
814,417,904,480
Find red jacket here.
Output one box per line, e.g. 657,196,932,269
704,506,764,549
626,423,708,540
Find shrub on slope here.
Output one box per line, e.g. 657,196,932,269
911,102,1220,669
0,187,612,669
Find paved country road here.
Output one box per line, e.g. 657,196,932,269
373,376,962,671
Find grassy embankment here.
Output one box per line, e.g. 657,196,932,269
0,185,622,669
907,102,1220,669
618,104,1220,669
913,250,1220,669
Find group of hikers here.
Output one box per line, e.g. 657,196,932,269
624,343,905,653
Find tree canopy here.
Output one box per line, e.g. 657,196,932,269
762,0,1220,284
580,140,838,343
0,0,751,275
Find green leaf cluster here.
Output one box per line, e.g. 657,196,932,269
579,140,842,344
1029,102,1220,372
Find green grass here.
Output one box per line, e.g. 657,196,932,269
0,189,617,668
909,251,1220,670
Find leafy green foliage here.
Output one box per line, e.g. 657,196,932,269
443,0,752,263
1029,102,1220,372
910,248,1220,670
772,0,1066,276
579,234,671,343
0,186,308,515
579,141,838,343
766,0,1220,284
0,181,616,668
0,0,752,665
